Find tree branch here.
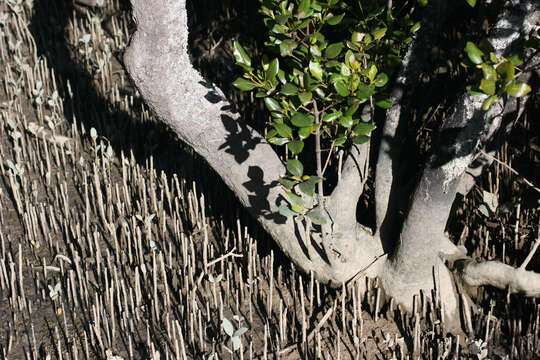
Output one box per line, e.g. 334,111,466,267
124,0,380,285
375,0,455,233
326,143,370,234
393,0,539,272
379,1,539,315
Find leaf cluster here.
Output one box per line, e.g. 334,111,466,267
232,0,420,217
464,40,532,110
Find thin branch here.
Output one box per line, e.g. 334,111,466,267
313,100,324,205
346,252,388,286
321,140,335,176
205,247,243,269
520,232,540,270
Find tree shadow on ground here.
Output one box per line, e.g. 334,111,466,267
29,0,294,274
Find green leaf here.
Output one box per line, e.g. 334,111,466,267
357,83,375,100
310,45,322,57
362,33,373,44
298,91,313,105
410,21,421,33
479,79,496,95
341,63,351,76
345,102,360,116
286,191,304,208
275,14,290,25
262,55,271,71
232,78,258,91
280,40,298,57
314,87,327,100
298,180,315,197
334,137,347,146
352,135,370,144
309,61,324,81
339,115,354,128
506,83,531,97
417,0,428,7
288,140,304,154
304,73,316,91
482,95,498,110
281,83,299,96
278,177,297,190
271,24,288,34
334,80,349,96
372,27,387,41
322,111,341,123
325,42,344,59
344,50,355,67
291,112,314,127
265,129,278,139
233,41,251,66
353,122,376,135
480,64,497,81
329,73,346,84
496,61,515,85
375,98,392,109
508,54,523,66
351,32,364,43
307,209,326,225
465,0,476,7
268,137,290,146
367,65,378,82
374,73,389,87
279,204,297,217
264,97,282,112
273,123,293,138
466,85,484,97
270,111,285,119
287,159,304,177
326,13,345,25
297,0,311,19
266,58,279,82
465,42,484,65
298,126,313,140
277,69,287,84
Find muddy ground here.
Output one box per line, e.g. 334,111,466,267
0,0,538,359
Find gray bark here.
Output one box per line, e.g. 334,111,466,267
375,0,455,237
124,0,540,329
124,0,383,285
381,0,539,311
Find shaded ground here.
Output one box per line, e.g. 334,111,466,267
0,0,538,359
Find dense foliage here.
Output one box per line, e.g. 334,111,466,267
233,0,422,221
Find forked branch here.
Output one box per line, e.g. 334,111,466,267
125,0,381,285
394,0,539,272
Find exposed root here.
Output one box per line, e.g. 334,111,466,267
451,259,540,297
